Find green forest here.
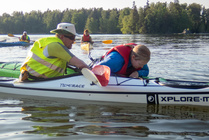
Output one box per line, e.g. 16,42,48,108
0,1,209,34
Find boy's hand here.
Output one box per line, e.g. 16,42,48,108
129,71,138,78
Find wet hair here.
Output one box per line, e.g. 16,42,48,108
132,45,151,62
84,29,89,32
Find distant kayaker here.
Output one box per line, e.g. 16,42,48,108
19,23,89,81
19,31,30,43
95,43,151,78
81,29,94,44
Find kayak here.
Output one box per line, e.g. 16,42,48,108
0,39,6,42
81,42,93,51
0,62,77,78
0,62,21,78
0,41,33,47
0,62,209,106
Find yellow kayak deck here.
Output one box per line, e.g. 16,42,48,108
81,42,93,51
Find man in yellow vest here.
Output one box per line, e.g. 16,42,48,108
19,23,89,81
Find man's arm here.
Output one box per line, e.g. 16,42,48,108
69,56,89,69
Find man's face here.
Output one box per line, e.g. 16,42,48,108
62,35,75,49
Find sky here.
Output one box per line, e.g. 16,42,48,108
0,0,208,16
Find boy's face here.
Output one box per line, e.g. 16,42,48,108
84,31,89,35
131,55,148,69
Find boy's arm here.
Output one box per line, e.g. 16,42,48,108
137,64,149,77
97,51,124,73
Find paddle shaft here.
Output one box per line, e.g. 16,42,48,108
75,40,112,44
8,34,35,42
94,40,112,44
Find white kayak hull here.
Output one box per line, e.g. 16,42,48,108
0,74,209,106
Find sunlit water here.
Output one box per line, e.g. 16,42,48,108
0,34,209,139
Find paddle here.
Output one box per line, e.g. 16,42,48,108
74,40,113,44
8,34,35,42
92,40,113,44
8,34,20,39
98,40,113,44
81,65,110,87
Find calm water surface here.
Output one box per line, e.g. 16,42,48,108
0,34,209,139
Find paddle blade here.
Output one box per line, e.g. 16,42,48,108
8,34,15,37
81,68,102,87
102,40,112,44
92,65,110,86
8,34,20,38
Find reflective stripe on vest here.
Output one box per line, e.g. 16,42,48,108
26,65,48,78
30,53,65,74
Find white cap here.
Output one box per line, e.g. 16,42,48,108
50,23,78,36
23,31,27,34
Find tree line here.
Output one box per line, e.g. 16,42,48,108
0,1,209,34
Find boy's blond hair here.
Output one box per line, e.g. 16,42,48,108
132,45,151,62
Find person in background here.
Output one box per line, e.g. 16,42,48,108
96,43,151,78
20,31,30,42
81,29,94,44
19,23,89,81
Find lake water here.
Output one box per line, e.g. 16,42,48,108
0,34,209,139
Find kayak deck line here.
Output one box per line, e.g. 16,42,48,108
0,62,21,70
1,84,209,95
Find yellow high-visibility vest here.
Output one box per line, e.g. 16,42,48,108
20,37,68,78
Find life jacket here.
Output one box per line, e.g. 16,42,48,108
20,37,67,78
103,43,141,75
20,35,29,42
83,34,90,42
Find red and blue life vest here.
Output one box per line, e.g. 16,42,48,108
103,43,141,75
